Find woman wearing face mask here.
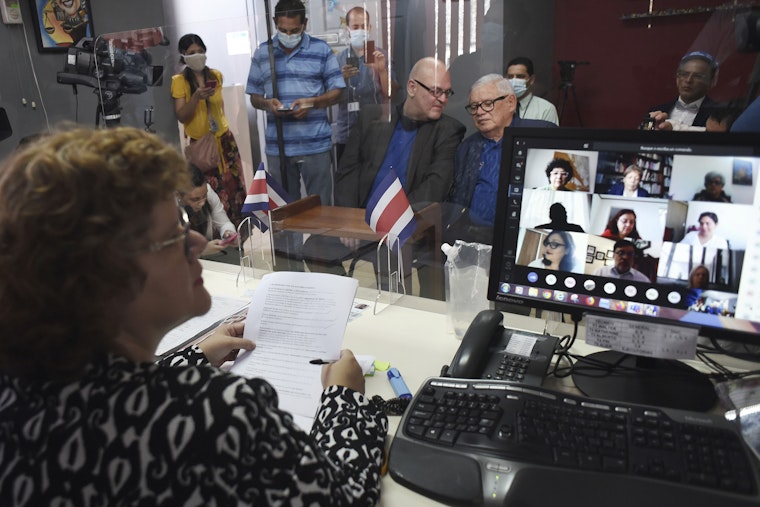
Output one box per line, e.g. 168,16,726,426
172,33,246,227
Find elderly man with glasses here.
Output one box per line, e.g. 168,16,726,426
647,51,718,130
445,74,555,244
693,171,732,202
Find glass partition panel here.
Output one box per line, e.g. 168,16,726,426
104,0,760,300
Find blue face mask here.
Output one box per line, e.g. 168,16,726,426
278,31,302,49
509,78,528,98
349,29,368,48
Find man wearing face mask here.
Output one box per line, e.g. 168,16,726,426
246,0,345,210
334,6,399,162
505,57,559,125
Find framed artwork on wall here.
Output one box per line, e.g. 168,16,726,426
733,159,753,186
29,0,94,53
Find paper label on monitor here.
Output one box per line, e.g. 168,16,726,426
585,315,698,360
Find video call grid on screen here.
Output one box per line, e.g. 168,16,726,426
493,129,760,335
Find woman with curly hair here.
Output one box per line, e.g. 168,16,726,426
0,126,386,505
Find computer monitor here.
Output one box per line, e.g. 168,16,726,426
490,127,760,411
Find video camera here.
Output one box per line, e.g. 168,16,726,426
57,36,164,126
558,60,590,86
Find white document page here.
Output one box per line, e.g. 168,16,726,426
156,296,249,356
230,272,359,430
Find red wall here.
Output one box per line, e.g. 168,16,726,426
552,1,757,128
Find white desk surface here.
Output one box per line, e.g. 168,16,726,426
198,260,756,506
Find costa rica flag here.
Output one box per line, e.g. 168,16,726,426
365,169,416,249
241,163,292,232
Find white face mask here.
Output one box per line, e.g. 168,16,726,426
183,53,207,72
278,31,302,49
509,78,528,98
349,29,368,48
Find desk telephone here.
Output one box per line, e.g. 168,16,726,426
443,310,558,386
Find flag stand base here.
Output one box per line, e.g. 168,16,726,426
236,216,269,287
373,235,406,314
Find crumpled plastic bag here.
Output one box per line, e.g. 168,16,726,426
442,240,492,339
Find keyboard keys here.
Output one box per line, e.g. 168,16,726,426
401,379,758,497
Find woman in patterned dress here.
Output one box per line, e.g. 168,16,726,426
0,126,387,506
172,33,247,227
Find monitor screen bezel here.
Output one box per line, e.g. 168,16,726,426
489,127,760,347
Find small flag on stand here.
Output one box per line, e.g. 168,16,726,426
365,169,416,249
241,163,292,232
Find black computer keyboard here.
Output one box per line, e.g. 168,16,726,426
388,377,760,507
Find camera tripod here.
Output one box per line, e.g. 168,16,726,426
558,81,583,127
557,61,588,127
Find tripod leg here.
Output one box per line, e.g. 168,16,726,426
558,86,570,123
571,86,583,127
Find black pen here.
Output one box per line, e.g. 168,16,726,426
309,359,337,365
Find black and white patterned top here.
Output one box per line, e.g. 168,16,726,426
0,346,388,506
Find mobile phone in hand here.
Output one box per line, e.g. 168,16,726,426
365,41,375,63
205,80,217,89
346,55,359,68
220,233,238,246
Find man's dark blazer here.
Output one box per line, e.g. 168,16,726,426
648,96,716,127
335,103,466,208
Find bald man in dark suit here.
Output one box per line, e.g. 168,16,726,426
304,57,465,298
335,57,465,208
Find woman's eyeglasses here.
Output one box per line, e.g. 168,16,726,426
543,240,566,249
146,206,194,260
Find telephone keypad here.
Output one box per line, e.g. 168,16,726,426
491,354,529,381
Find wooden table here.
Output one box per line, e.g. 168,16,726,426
270,196,444,299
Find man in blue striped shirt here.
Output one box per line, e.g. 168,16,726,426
247,0,345,207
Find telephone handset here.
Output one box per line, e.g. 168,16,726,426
443,309,558,386
447,310,504,378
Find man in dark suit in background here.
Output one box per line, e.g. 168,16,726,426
303,57,465,298
647,51,718,130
